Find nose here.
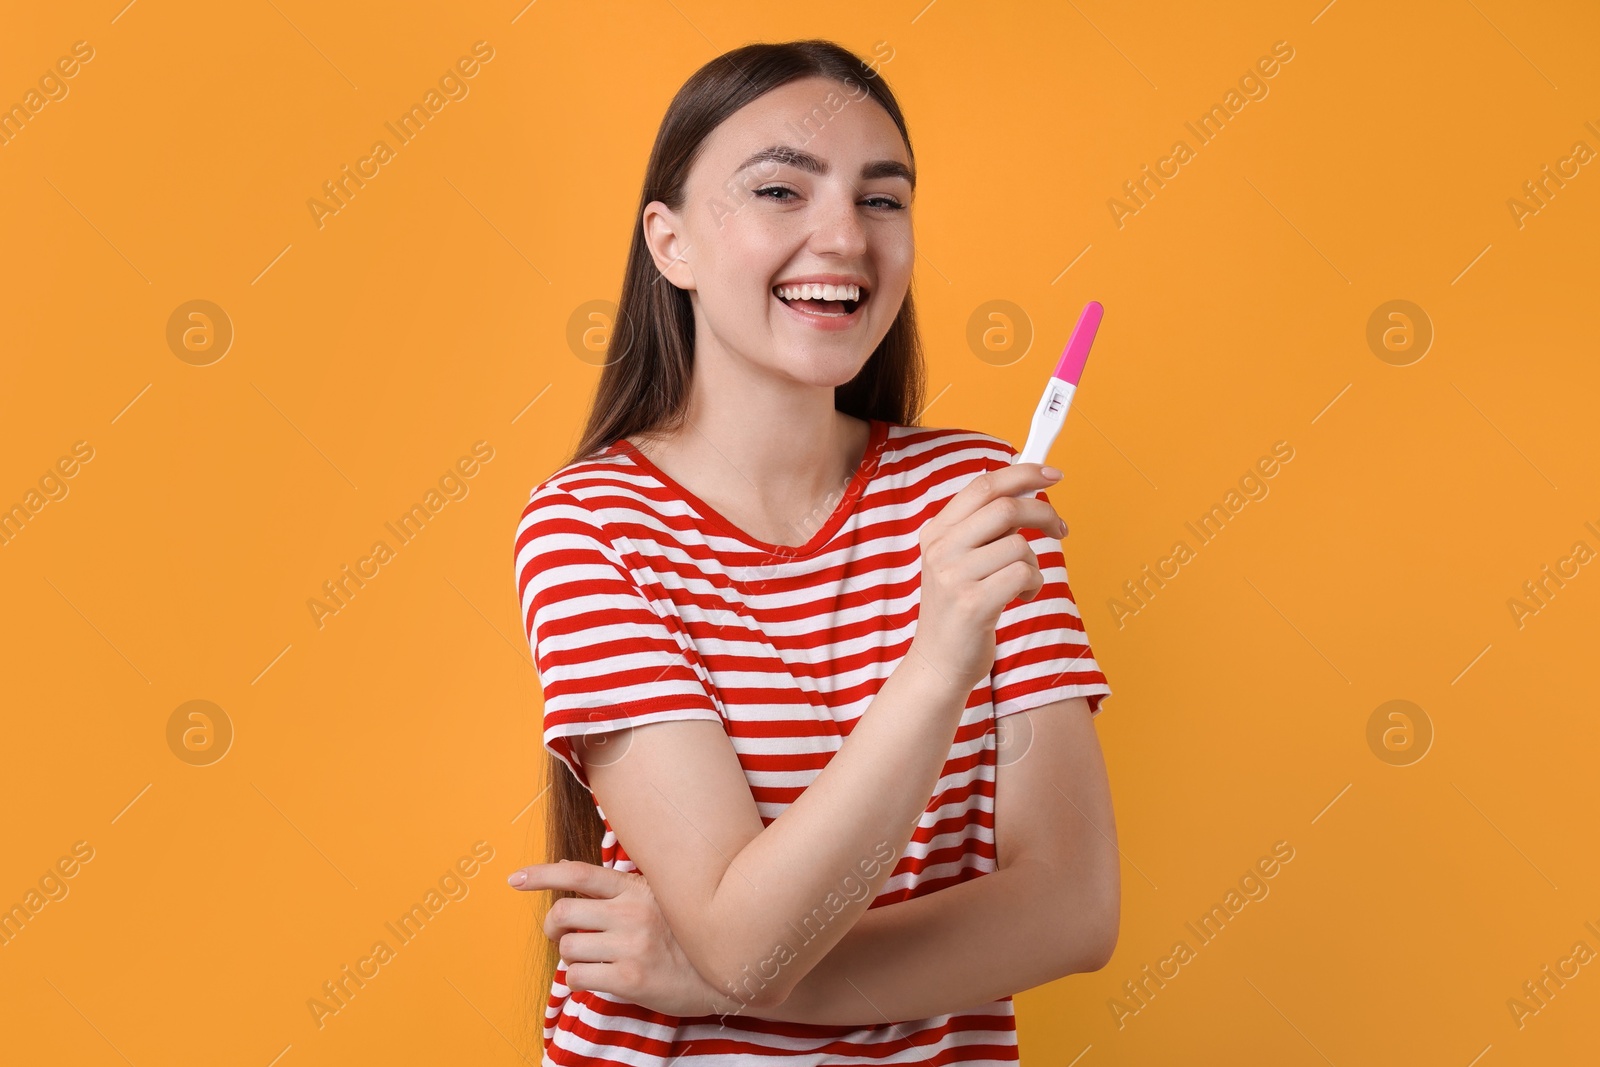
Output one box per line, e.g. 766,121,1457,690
809,182,869,257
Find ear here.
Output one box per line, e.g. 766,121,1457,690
642,201,695,291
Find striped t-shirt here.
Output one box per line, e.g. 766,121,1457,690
514,418,1111,1066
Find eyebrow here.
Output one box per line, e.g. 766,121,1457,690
734,144,916,191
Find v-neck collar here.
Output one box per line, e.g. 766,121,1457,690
611,418,891,559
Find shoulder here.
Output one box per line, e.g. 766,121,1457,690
881,422,1019,477
523,443,633,507
514,448,641,573
517,443,653,534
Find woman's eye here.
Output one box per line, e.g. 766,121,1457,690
752,186,906,210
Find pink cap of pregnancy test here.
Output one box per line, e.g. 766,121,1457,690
1052,301,1103,386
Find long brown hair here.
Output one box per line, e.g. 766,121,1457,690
525,38,927,1033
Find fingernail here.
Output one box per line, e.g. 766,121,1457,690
508,870,527,887
1041,466,1062,480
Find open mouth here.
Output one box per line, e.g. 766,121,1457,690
772,283,869,319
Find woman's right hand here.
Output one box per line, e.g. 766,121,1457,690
910,462,1069,692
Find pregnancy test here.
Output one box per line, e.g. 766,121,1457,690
1014,300,1103,473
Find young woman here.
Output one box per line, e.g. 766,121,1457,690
510,39,1118,1065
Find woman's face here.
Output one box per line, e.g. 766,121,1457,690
645,75,915,389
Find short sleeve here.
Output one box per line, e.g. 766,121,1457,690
514,486,723,790
988,445,1113,719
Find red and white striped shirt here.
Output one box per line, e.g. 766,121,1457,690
515,418,1111,1065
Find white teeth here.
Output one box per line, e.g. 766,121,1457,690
773,282,862,302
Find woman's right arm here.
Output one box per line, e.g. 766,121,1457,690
565,462,1068,1012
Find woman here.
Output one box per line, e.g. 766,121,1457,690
510,39,1118,1065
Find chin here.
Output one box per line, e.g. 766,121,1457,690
774,349,873,387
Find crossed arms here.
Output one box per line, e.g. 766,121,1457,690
574,690,1119,1025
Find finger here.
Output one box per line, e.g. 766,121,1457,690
1015,496,1068,539
979,556,1045,607
544,897,612,942
556,930,620,964
958,531,1039,585
508,860,627,896
937,464,1062,529
1006,465,1067,500
945,495,1062,554
989,496,1064,539
1015,486,1069,536
563,960,622,997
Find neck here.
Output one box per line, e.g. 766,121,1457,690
632,391,873,537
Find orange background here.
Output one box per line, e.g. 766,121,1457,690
2,1,1597,1063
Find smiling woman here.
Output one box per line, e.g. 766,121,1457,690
510,38,1117,1067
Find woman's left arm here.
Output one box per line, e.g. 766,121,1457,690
743,695,1119,1026
742,860,1105,1025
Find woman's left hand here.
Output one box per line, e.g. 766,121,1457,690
509,859,737,1019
